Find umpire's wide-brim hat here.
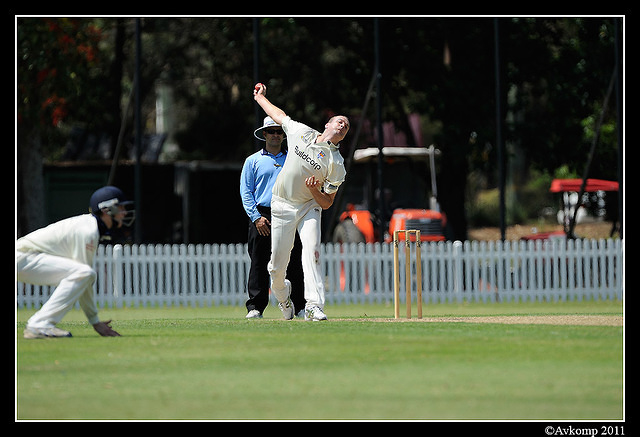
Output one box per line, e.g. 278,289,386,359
254,116,285,141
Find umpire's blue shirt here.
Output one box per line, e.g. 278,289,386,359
240,148,288,223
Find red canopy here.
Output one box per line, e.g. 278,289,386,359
549,178,619,193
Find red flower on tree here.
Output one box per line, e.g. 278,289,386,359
41,95,68,126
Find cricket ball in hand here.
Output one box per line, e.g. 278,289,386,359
255,83,265,94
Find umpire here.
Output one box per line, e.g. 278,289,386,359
240,117,305,318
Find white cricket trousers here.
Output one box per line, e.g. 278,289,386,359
268,195,325,309
17,251,98,328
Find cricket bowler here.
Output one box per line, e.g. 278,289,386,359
253,82,350,321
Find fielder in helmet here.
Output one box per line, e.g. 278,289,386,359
89,185,136,242
17,186,134,338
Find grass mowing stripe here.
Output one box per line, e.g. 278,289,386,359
16,302,623,420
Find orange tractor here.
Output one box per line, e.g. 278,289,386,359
332,145,446,244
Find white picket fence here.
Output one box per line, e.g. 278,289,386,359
16,239,623,309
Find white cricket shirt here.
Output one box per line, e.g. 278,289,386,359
16,214,100,267
272,116,346,204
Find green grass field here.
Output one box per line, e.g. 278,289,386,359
16,300,624,421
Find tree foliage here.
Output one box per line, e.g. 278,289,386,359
17,18,109,150
16,16,621,239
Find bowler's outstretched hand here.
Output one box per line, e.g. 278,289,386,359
254,83,266,97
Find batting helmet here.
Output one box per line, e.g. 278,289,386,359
89,186,135,227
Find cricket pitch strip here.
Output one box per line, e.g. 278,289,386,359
332,315,622,326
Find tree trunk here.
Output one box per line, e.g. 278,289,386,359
17,131,45,236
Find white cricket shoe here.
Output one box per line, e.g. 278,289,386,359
278,298,295,320
24,326,72,339
305,306,328,321
245,309,263,319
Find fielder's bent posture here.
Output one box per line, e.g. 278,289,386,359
17,186,134,338
253,82,350,321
